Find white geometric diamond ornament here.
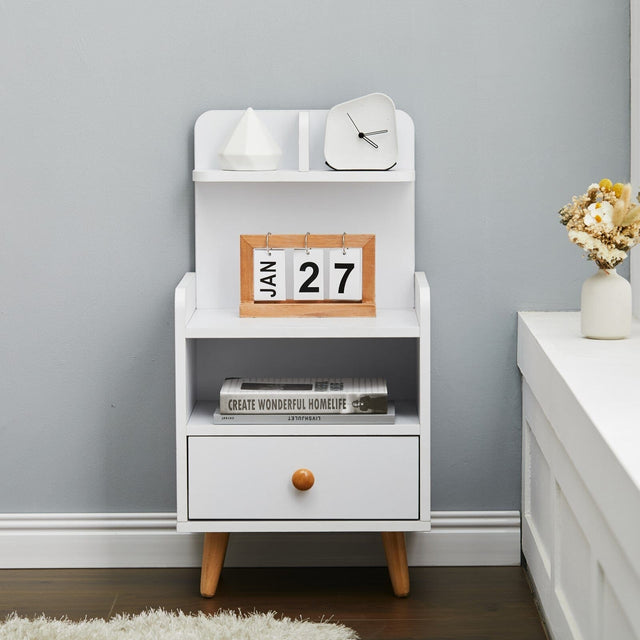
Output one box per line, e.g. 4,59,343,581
218,108,282,170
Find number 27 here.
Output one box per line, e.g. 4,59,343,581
299,260,354,294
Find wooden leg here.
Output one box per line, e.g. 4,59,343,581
200,532,229,598
381,531,410,597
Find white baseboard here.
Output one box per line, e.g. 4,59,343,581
0,511,520,568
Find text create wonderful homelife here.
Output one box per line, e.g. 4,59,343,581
225,396,348,413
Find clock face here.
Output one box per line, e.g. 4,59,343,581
324,93,398,171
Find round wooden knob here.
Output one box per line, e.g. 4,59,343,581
291,468,315,491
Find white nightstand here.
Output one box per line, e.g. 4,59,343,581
175,109,431,597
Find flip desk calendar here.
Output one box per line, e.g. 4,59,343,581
174,108,431,598
241,232,375,316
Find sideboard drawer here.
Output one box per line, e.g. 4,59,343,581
188,436,419,520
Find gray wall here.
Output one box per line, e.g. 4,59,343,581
0,1,629,513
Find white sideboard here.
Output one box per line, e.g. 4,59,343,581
518,312,640,640
175,109,430,598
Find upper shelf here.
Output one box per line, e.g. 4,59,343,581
194,108,415,176
193,169,415,183
190,108,418,311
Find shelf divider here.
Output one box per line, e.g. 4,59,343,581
299,111,310,172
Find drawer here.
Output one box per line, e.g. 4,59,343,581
188,436,419,520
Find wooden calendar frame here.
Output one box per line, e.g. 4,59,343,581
239,233,375,317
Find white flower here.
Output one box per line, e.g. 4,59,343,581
585,201,613,226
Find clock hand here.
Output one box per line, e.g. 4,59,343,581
359,134,378,148
347,112,361,133
361,129,388,136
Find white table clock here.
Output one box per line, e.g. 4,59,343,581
324,93,399,171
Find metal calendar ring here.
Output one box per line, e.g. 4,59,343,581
304,232,310,254
266,232,271,255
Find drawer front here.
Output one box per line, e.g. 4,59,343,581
188,436,419,520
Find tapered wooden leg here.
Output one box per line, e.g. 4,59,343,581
200,532,229,597
381,531,410,597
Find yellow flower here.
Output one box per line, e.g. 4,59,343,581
599,178,613,191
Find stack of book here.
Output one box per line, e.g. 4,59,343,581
213,377,394,424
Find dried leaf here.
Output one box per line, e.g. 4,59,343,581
622,204,640,227
611,200,626,226
622,183,632,209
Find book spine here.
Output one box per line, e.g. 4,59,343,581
219,392,387,414
213,407,394,425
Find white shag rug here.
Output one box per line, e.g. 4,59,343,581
0,609,359,640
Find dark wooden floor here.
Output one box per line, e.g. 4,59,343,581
0,566,546,639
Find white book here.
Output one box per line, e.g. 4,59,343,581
219,377,388,415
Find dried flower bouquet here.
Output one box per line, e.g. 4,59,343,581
559,179,640,269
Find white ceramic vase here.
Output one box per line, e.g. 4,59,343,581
580,268,632,339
